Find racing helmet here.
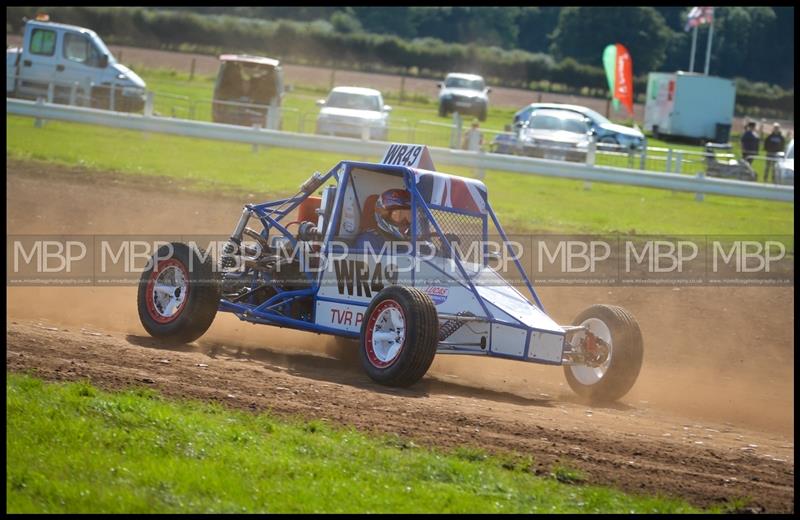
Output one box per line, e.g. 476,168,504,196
374,188,412,240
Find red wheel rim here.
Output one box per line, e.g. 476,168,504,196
364,300,406,368
145,258,190,324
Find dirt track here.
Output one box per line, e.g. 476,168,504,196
6,159,795,512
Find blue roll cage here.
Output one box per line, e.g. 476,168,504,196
217,160,544,337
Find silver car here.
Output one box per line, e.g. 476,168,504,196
437,73,490,121
316,87,392,140
514,103,646,151
517,109,592,162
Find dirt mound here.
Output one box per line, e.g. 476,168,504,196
6,158,795,512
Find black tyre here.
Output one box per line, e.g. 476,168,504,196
438,102,447,118
598,136,619,151
137,242,221,345
359,285,438,387
477,106,487,122
563,304,643,403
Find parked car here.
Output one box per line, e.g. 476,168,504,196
6,15,146,112
513,103,646,151
517,109,593,162
315,86,391,140
212,54,283,128
437,73,490,121
775,139,794,186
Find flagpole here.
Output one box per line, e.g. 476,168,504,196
703,17,714,75
689,25,698,72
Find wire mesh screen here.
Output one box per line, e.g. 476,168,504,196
417,207,485,261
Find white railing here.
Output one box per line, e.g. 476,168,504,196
7,97,794,203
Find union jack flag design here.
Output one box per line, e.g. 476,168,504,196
414,171,488,214
684,6,714,31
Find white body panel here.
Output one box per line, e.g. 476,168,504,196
314,251,565,362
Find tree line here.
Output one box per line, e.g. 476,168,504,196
144,6,794,89
5,6,793,119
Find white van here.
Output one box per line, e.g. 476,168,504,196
7,16,146,112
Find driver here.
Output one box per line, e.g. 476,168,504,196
354,188,412,251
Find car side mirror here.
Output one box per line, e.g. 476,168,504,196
437,82,442,88
383,105,392,112
486,87,492,94
99,54,109,68
316,99,325,107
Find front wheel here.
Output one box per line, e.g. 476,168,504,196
359,285,439,387
137,242,221,345
598,136,618,151
563,304,643,403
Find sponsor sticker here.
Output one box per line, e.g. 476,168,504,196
424,285,449,305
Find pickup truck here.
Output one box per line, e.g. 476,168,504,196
7,16,146,112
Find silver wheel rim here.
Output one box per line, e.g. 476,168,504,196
371,306,406,365
151,265,188,319
570,317,613,386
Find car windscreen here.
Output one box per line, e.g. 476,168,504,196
529,114,588,134
444,77,485,90
787,142,794,160
326,92,381,111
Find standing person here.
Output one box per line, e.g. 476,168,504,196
740,121,759,166
763,123,786,183
462,119,484,151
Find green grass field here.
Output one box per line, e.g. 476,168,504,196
136,67,749,152
120,67,784,179
6,373,712,513
6,114,793,236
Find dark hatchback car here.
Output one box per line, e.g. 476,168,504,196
514,103,646,151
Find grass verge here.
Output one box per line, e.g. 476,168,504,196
6,115,793,237
6,373,710,513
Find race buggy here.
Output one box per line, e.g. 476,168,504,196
137,144,644,403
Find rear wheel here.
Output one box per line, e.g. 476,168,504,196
359,286,438,387
137,242,221,345
563,304,643,403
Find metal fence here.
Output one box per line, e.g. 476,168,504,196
8,96,793,203
11,74,789,183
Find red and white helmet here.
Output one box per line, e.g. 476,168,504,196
375,188,411,240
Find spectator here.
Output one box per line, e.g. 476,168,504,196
763,123,786,183
740,121,759,165
462,119,484,151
